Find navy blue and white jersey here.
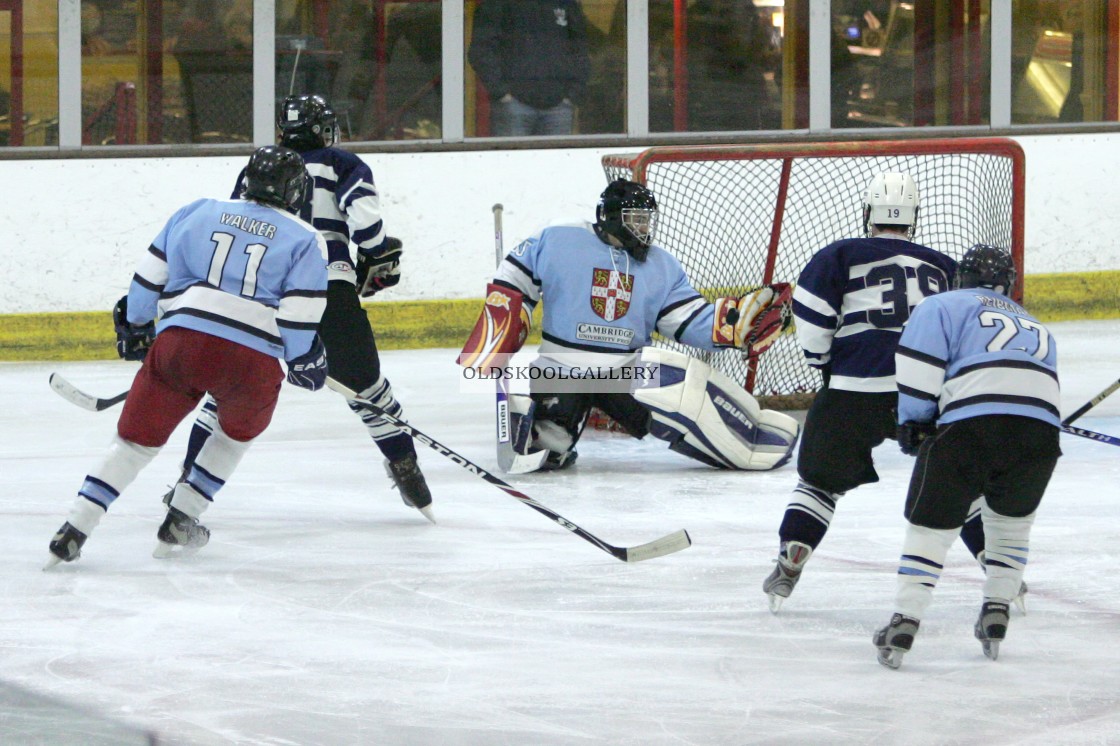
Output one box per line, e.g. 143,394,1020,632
494,221,723,368
896,287,1060,427
792,234,956,393
127,197,328,361
234,147,385,285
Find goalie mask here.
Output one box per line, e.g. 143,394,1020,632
955,243,1017,294
242,145,311,214
277,94,340,150
594,179,659,261
863,172,919,239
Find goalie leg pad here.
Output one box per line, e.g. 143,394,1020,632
634,348,799,470
508,393,540,455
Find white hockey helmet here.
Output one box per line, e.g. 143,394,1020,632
862,172,919,238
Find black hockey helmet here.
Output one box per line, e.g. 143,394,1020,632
242,145,310,214
277,93,339,150
593,179,659,261
955,243,1017,294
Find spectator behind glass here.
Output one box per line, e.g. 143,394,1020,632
684,0,773,131
468,0,591,137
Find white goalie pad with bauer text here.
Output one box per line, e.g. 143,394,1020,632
635,349,799,470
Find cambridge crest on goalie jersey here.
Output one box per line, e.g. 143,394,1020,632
590,268,633,321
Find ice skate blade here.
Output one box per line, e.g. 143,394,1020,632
767,594,784,613
42,554,65,570
877,648,905,669
417,505,437,525
152,541,202,559
982,640,1000,661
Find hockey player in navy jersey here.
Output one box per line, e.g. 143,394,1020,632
763,172,960,611
460,178,800,472
46,146,329,566
873,244,1060,668
173,94,433,521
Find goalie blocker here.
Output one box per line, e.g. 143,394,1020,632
458,282,531,371
635,348,799,470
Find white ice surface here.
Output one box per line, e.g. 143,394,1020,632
2,320,1119,745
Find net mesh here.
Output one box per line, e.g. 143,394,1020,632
603,139,1024,408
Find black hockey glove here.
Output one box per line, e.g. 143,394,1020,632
286,334,328,391
357,237,403,298
113,295,156,362
897,420,937,456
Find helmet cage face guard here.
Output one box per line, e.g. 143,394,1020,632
621,207,658,247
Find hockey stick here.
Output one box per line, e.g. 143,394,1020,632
48,373,129,412
492,202,548,474
1062,423,1120,447
326,376,692,562
1062,377,1120,426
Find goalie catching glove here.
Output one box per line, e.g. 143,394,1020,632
357,237,403,298
113,295,156,362
712,282,793,355
457,283,531,371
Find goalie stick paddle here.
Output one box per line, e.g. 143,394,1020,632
326,377,692,563
492,202,548,474
49,373,129,412
1062,377,1120,426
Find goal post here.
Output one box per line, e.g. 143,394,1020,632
602,138,1025,408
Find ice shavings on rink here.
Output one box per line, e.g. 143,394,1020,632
2,319,1119,745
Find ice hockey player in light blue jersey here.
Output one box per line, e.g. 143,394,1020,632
45,146,329,567
873,244,1061,668
128,181,328,363
469,178,799,473
895,269,1059,429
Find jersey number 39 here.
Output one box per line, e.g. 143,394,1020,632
866,263,946,328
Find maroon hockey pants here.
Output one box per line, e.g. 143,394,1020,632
118,327,283,447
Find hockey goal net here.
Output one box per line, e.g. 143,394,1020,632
602,138,1025,409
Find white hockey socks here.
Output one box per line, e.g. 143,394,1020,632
73,434,161,522
170,421,254,519
893,523,959,621
980,506,1036,604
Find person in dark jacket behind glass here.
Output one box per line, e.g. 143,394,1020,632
468,0,590,136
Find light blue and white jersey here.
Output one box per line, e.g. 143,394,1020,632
896,287,1060,427
127,197,328,361
793,235,957,392
494,221,722,368
234,147,385,284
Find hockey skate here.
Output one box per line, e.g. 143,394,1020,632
44,522,88,569
974,600,1010,661
153,507,211,559
873,613,920,669
762,541,812,612
385,454,435,523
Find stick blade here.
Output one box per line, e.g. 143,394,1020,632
622,529,692,563
497,443,548,474
48,373,101,412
